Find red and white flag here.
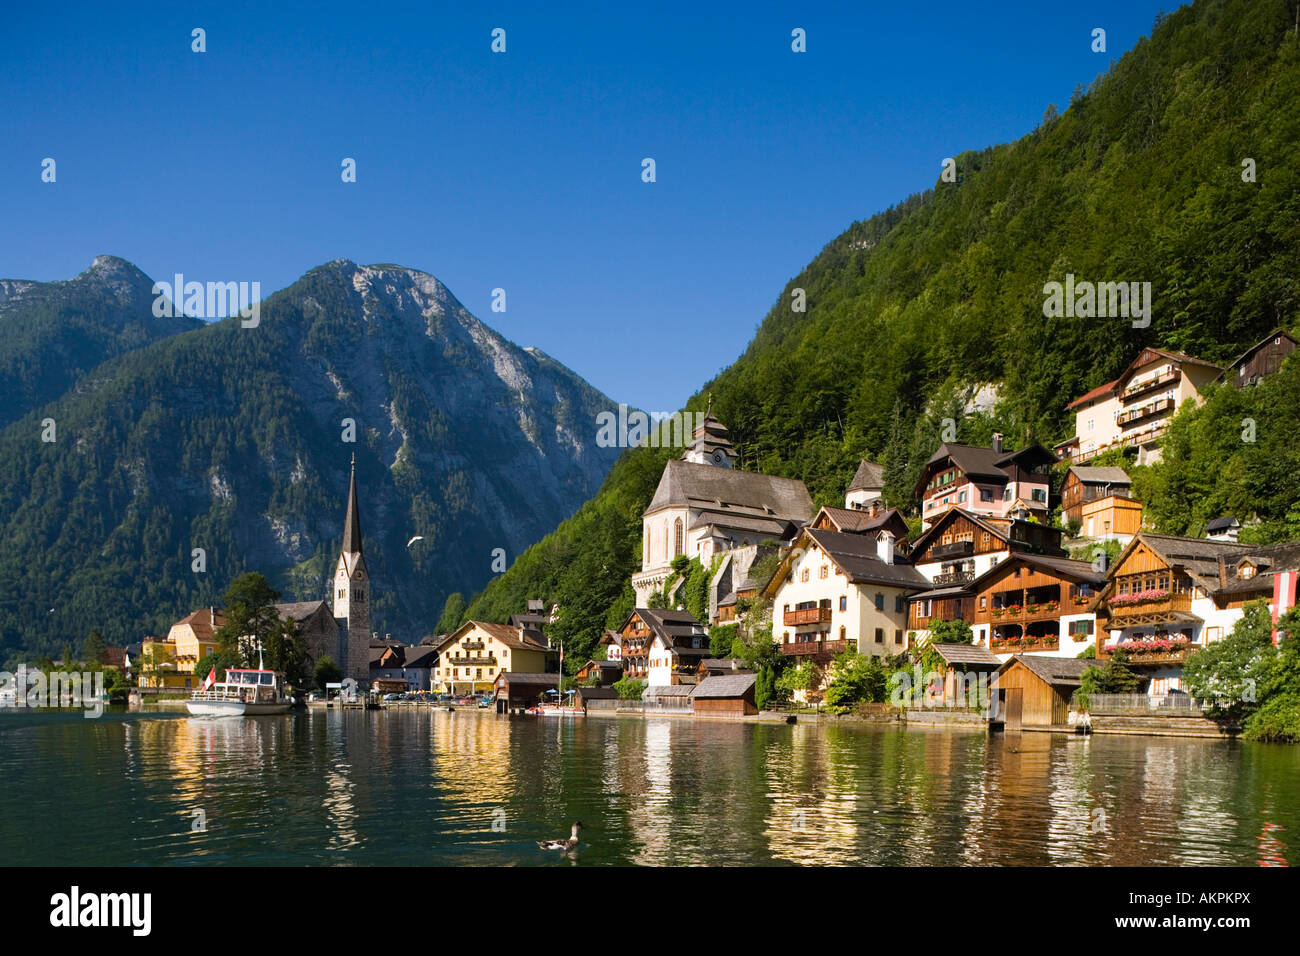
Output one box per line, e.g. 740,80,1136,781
202,667,216,691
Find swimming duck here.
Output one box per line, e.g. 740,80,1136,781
538,822,583,851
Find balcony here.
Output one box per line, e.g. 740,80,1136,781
933,570,975,587
1121,369,1180,403
990,637,1060,653
1105,593,1194,625
461,640,485,651
452,655,497,666
1117,397,1175,428
930,540,974,559
781,639,849,657
784,607,833,626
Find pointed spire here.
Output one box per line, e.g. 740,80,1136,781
342,454,363,555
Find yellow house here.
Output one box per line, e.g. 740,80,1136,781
433,621,557,694
140,607,225,689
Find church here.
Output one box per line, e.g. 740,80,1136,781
631,406,814,604
275,455,372,682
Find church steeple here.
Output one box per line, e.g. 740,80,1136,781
342,453,363,557
681,393,737,468
335,454,371,682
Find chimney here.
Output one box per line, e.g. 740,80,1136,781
877,531,895,566
992,432,1003,454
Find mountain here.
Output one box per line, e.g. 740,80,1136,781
0,255,202,428
0,258,623,657
462,0,1300,668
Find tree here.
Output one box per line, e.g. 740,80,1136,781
1077,648,1141,708
314,656,343,689
823,652,890,711
214,572,284,663
754,666,776,711
435,592,466,636
775,660,820,698
1243,609,1300,742
928,619,974,644
84,628,109,666
1181,600,1276,721
709,623,739,658
193,648,242,686
612,677,646,700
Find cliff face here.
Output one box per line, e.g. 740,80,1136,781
0,258,623,653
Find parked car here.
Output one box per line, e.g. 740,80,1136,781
382,693,400,702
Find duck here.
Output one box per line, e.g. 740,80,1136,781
538,822,583,851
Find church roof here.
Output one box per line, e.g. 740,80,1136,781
847,460,884,492
646,459,813,521
275,600,331,622
342,456,363,555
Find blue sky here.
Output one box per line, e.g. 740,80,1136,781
3,0,1174,412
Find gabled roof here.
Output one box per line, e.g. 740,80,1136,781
1219,328,1299,378
768,527,929,593
847,459,884,492
1116,348,1223,389
646,458,814,521
402,647,437,669
495,671,562,686
171,607,225,641
1067,466,1132,487
812,505,910,540
1112,533,1255,594
913,442,1057,497
691,673,757,699
908,507,1010,558
450,620,553,653
1066,379,1119,409
276,600,332,623
974,551,1108,589
999,654,1094,687
1205,516,1240,533
619,608,708,651
930,643,1002,667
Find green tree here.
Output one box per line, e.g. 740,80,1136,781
213,572,284,663
928,619,974,644
1181,600,1276,721
435,592,466,635
709,623,739,658
612,677,646,700
314,656,343,689
823,652,890,711
84,628,109,666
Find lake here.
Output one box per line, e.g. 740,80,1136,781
1,708,1295,866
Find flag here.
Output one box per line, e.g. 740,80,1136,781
202,667,216,691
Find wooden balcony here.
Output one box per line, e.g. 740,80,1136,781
984,603,1063,626
1098,645,1195,666
933,570,975,587
990,638,1060,654
784,607,833,626
930,540,974,559
781,639,849,657
1105,593,1194,626
1121,369,1180,403
1117,397,1175,427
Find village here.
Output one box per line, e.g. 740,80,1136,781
129,333,1300,736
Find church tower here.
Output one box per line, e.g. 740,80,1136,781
681,394,737,468
334,455,371,682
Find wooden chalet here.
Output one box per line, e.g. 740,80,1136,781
1060,466,1132,525
906,508,1067,632
1220,328,1297,388
913,436,1058,530
973,553,1106,654
614,608,711,684
809,503,911,544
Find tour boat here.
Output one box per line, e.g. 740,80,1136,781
186,665,293,717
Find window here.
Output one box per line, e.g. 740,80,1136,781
895,596,905,613
958,490,967,503
839,596,847,612
980,489,994,502
979,597,987,610
1031,488,1047,503
673,518,684,557
874,593,884,611
875,628,884,643
801,569,809,583
1003,487,1013,501
895,629,903,645
820,565,829,579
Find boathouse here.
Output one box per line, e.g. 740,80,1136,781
994,655,1093,728
690,673,758,717
493,671,561,712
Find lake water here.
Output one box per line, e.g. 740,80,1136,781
1,708,1295,866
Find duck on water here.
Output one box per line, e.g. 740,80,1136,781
538,822,583,852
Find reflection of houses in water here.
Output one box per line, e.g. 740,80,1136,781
762,726,860,866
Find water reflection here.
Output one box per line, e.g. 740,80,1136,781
0,709,1296,866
